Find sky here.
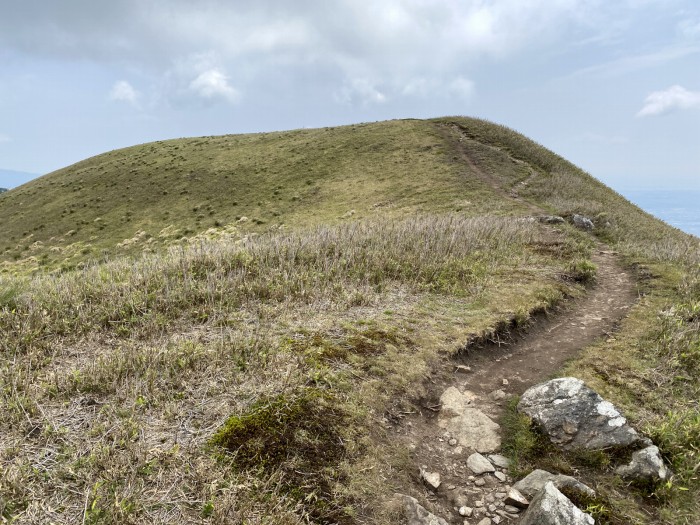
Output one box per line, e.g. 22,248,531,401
1,0,699,191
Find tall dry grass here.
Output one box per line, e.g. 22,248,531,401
0,214,563,524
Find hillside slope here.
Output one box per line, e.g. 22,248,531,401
0,116,676,273
0,119,530,272
0,117,698,525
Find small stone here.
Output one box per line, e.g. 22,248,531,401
485,494,495,503
495,492,507,500
476,518,492,525
504,505,521,514
395,493,450,525
538,215,565,224
616,445,669,482
420,468,441,491
468,476,475,481
572,214,594,231
449,438,458,446
502,379,509,386
488,504,497,512
467,453,496,475
513,469,595,499
475,478,486,487
455,365,472,373
475,500,485,507
492,516,502,524
458,506,473,517
489,389,507,401
487,454,511,469
504,488,529,509
519,481,594,525
447,485,457,491
494,471,507,482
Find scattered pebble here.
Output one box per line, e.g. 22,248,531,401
420,468,441,491
459,506,473,517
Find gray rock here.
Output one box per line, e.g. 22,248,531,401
616,445,669,482
519,482,594,525
489,389,507,402
494,471,507,482
488,454,511,469
504,505,521,514
539,215,566,224
572,214,594,230
468,452,496,475
513,469,595,499
459,506,473,517
517,377,643,450
395,494,450,525
420,468,441,490
439,387,501,453
504,487,529,508
476,519,492,525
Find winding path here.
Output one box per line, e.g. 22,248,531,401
391,124,640,523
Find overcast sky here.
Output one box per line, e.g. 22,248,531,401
1,0,699,191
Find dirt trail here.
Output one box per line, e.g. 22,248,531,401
390,124,640,523
392,248,638,523
458,248,637,397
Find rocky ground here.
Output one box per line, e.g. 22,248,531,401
389,247,640,524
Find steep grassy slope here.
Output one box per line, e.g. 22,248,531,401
0,117,698,524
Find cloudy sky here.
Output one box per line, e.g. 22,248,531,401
1,0,699,191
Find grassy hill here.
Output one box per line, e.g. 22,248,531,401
0,117,698,524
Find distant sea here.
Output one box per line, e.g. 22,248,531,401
622,190,700,238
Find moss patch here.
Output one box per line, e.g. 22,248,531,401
212,387,352,523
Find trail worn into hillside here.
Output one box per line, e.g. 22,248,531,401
460,248,637,396
391,248,638,523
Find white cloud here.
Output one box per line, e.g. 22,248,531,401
637,85,700,117
447,77,475,99
335,78,386,106
108,80,139,105
188,68,240,103
678,19,700,40
0,0,609,102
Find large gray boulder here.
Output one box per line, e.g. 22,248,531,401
513,469,595,499
616,445,669,482
395,494,449,525
517,378,643,450
520,482,595,525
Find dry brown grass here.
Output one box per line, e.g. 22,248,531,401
0,214,578,523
